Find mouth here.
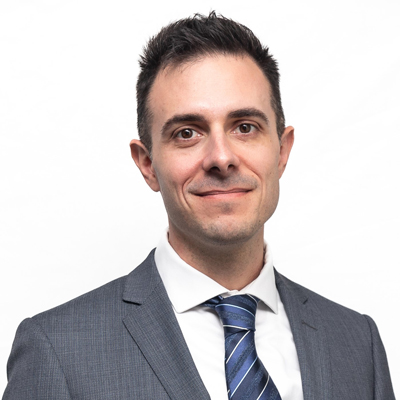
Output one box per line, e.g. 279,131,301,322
194,188,251,197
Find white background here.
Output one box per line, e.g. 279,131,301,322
1,0,399,396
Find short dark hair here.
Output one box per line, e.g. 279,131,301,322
136,11,285,153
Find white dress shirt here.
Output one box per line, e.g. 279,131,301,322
155,233,304,400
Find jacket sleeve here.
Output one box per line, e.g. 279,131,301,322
2,318,72,400
364,315,396,399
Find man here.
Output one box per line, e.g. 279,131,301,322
3,12,395,400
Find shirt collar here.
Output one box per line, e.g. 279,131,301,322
154,231,278,314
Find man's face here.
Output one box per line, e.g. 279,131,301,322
131,54,294,249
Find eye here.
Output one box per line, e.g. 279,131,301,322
237,123,256,134
176,128,197,139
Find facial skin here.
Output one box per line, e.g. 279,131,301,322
131,54,294,286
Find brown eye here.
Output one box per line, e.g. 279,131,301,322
238,124,252,133
177,129,195,139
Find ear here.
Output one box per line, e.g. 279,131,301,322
129,139,160,192
278,126,294,178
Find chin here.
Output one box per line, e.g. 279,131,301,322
200,221,262,247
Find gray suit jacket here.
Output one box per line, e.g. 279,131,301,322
3,250,395,399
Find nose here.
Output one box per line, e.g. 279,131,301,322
202,131,240,175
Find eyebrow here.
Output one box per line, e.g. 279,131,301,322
161,114,207,137
227,108,270,126
160,107,270,137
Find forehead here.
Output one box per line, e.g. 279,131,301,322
148,54,275,134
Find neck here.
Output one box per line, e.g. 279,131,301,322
168,227,265,290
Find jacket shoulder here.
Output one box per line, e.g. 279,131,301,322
31,249,158,328
31,274,128,329
275,270,370,325
275,271,395,399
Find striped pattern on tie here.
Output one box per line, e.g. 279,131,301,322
204,294,281,400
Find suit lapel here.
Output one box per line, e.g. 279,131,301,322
275,271,332,400
122,251,210,400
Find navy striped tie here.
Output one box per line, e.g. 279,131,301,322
204,294,281,400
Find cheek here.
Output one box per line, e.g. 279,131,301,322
156,151,201,188
249,151,280,180
152,160,192,200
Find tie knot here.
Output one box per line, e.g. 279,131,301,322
204,294,259,334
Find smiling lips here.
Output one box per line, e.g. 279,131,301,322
188,176,258,198
194,188,252,197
